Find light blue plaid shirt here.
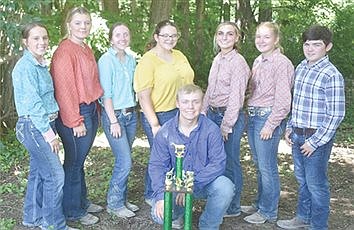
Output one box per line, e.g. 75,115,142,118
287,55,345,149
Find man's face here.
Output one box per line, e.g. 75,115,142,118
176,92,203,122
303,40,332,65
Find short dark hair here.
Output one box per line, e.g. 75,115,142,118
302,25,332,46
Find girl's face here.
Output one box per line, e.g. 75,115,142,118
154,25,179,51
68,13,91,43
23,26,49,60
216,24,238,53
111,25,130,52
255,25,279,56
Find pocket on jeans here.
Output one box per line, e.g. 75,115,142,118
16,123,25,144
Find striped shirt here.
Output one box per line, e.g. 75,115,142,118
288,55,345,149
247,48,294,131
202,49,250,133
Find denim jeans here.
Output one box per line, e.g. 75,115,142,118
16,117,67,230
247,111,285,220
291,131,334,230
56,102,98,220
207,108,246,215
141,108,178,199
101,108,137,210
151,176,234,230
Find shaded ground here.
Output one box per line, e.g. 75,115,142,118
1,134,354,230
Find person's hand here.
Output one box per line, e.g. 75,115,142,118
284,129,293,146
155,200,164,220
50,138,60,154
73,123,87,137
175,193,185,206
221,129,229,142
260,126,273,140
151,124,161,137
110,123,121,138
301,142,315,157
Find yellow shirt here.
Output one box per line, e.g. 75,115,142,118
134,49,194,112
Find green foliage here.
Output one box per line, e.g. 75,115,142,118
0,218,16,230
0,131,27,173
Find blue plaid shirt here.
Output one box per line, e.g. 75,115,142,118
287,55,345,149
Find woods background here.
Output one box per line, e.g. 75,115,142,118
1,0,353,138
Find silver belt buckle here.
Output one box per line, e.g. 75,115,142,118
122,109,131,116
48,112,58,121
248,107,255,116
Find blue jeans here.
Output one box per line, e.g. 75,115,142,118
56,102,98,220
207,108,245,215
101,108,137,210
151,176,234,230
247,111,285,220
141,108,178,199
16,117,67,230
291,131,334,230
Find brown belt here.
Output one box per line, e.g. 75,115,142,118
209,106,227,113
293,127,317,136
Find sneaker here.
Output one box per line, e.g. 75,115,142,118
277,217,310,229
79,213,99,225
107,206,136,218
126,201,139,212
224,211,242,218
87,203,104,213
241,205,258,214
145,198,154,207
244,211,275,224
172,217,184,229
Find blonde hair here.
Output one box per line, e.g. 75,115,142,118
213,21,240,54
177,84,203,100
256,22,284,53
63,6,91,38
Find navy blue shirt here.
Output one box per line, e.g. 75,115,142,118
149,112,226,201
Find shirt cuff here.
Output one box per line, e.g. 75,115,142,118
42,128,56,143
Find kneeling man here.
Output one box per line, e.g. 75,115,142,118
148,84,235,230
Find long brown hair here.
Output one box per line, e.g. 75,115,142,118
144,20,178,52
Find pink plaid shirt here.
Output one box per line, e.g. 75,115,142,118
202,49,251,133
247,48,294,131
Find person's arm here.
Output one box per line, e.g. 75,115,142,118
98,54,121,138
103,98,121,138
137,88,160,136
261,57,294,139
193,125,226,190
221,55,250,139
307,72,345,150
50,46,83,128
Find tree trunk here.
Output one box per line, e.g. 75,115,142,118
102,0,119,13
259,0,272,22
194,0,205,82
223,1,231,21
237,0,257,37
176,0,190,52
149,0,174,30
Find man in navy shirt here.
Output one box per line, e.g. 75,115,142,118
149,84,234,229
277,25,345,230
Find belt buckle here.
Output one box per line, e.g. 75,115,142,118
122,108,132,116
248,110,255,116
259,110,266,116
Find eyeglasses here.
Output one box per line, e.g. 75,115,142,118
158,33,181,40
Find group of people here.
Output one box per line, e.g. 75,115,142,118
12,5,345,230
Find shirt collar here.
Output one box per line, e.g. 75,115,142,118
304,55,329,69
23,49,48,67
217,49,237,61
258,48,281,63
172,111,203,135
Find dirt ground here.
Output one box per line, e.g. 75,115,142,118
1,134,354,230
